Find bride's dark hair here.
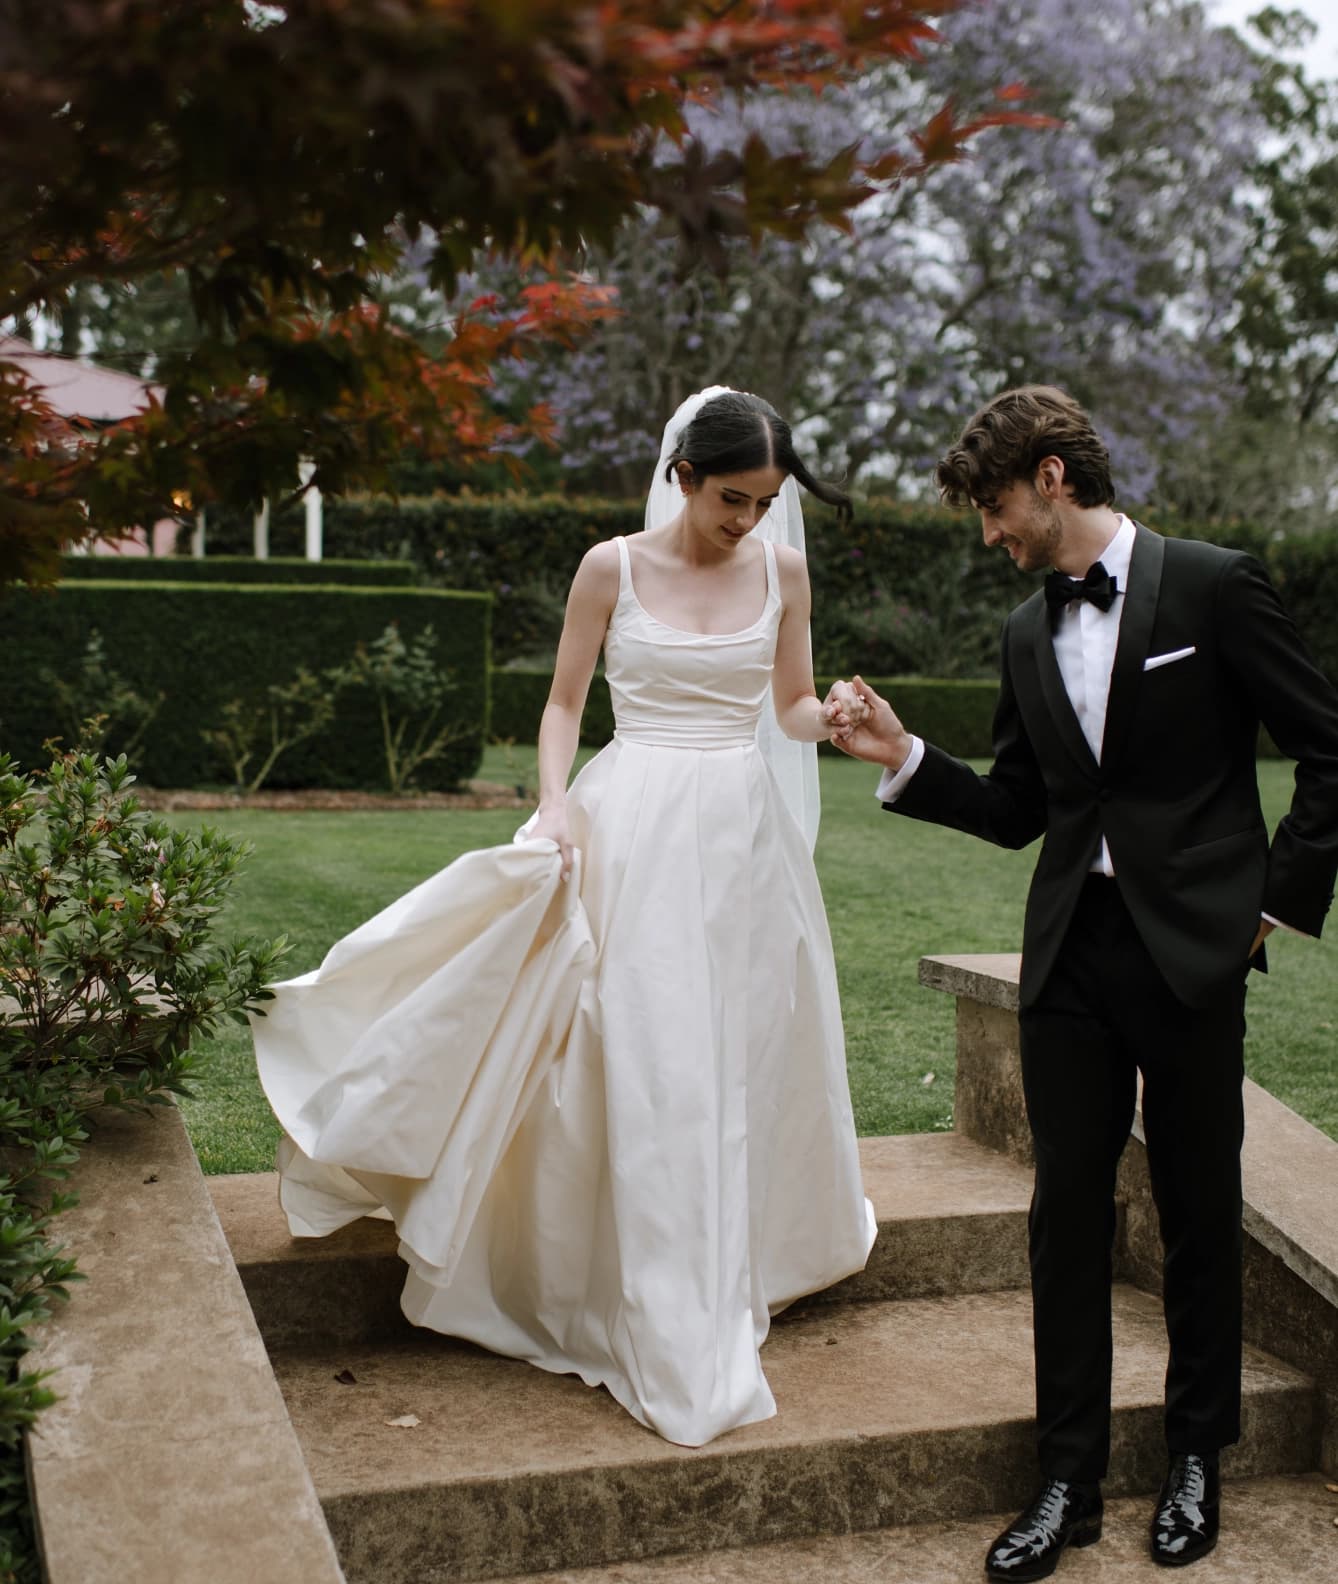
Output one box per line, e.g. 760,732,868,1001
664,392,852,521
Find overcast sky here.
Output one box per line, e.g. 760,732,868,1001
1208,0,1338,76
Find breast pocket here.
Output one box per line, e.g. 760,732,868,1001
1143,645,1197,673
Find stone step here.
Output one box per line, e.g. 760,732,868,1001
268,1284,1318,1584
209,1132,1036,1350
485,1473,1338,1583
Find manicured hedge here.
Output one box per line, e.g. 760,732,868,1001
200,494,1336,685
491,668,615,748
0,581,490,789
60,554,416,586
491,668,1291,762
490,667,1000,757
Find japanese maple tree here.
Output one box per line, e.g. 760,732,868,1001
0,0,1045,582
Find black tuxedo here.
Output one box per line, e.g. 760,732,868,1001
886,525,1338,1479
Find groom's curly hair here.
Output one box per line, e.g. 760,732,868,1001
935,386,1116,512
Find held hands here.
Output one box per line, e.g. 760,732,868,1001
822,676,915,770
820,679,870,739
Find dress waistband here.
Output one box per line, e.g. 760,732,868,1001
615,728,757,751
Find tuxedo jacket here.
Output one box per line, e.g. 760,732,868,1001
890,525,1338,1010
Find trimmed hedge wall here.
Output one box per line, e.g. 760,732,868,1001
490,668,1290,761
491,668,1001,757
0,581,490,789
198,495,1336,685
61,554,416,586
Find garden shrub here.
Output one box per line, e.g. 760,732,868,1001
0,745,283,1581
59,554,416,587
0,582,490,791
489,667,1000,757
193,494,1337,683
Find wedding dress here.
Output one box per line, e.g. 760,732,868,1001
253,533,876,1447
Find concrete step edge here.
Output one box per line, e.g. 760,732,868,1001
272,1287,1319,1583
482,1472,1338,1584
210,1133,1038,1347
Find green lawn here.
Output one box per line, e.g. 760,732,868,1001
177,751,1338,1173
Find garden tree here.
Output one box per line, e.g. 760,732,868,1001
515,0,1269,502
0,0,1042,586
1235,8,1338,429
1151,8,1338,529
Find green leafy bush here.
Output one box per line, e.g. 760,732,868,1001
38,629,164,763
489,667,1000,757
0,582,491,791
58,555,417,586
328,624,468,793
0,744,285,1579
202,667,336,793
195,494,1337,683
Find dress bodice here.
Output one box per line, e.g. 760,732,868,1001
603,535,782,749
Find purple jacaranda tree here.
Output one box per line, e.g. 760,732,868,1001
501,0,1268,506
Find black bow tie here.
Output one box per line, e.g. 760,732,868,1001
1045,561,1118,614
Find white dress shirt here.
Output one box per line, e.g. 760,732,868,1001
874,516,1299,933
875,514,1134,874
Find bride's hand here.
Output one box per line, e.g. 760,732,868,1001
822,679,871,739
532,802,575,882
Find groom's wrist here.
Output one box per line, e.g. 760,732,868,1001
880,731,914,771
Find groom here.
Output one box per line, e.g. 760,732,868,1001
831,386,1338,1578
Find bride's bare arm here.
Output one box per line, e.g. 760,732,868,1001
533,541,620,875
770,544,857,742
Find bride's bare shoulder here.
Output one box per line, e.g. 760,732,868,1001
772,541,811,585
569,538,623,604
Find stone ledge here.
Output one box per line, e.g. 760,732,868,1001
920,950,1338,1471
25,1102,345,1584
917,953,1021,1013
919,952,1338,1317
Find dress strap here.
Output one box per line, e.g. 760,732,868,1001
761,537,779,602
614,534,632,599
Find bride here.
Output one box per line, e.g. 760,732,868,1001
252,387,877,1447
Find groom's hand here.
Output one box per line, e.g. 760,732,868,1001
833,676,914,770
821,679,869,737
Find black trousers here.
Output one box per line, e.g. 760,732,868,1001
1017,875,1246,1483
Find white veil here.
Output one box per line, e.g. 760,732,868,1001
644,385,822,851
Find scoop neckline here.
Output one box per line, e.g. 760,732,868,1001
621,539,775,639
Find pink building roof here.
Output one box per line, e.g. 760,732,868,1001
0,334,161,422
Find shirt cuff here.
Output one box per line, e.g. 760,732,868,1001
1262,911,1313,940
875,736,925,804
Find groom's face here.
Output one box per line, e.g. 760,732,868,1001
977,480,1064,573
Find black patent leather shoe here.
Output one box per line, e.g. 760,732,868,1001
1150,1453,1220,1567
985,1479,1103,1581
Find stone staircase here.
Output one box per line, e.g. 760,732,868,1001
209,1129,1325,1584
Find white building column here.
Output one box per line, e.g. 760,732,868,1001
253,500,270,559
190,509,206,558
298,459,323,562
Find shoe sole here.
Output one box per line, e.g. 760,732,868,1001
985,1518,1103,1582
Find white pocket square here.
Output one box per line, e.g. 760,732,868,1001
1143,646,1196,672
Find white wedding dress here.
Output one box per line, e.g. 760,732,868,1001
253,535,876,1446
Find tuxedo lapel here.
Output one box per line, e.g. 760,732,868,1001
1026,595,1101,778
1100,524,1165,770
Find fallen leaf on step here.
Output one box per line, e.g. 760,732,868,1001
921,1072,935,1086
1327,1483,1338,1493
333,1369,358,1385
384,1414,421,1428
826,1336,838,1346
